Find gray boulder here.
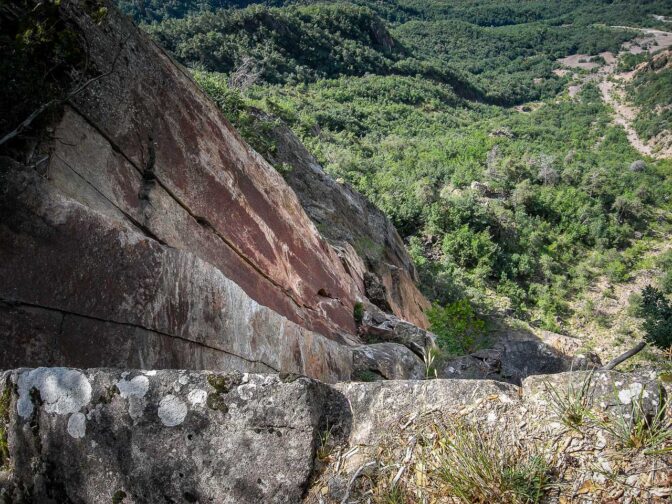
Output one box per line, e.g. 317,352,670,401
438,325,601,384
352,343,425,380
358,309,437,358
0,369,327,503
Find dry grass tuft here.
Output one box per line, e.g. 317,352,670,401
364,418,549,504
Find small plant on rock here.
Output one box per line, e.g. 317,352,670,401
317,424,334,462
435,421,549,504
593,384,672,454
543,370,595,430
421,347,440,379
427,299,486,355
353,301,364,326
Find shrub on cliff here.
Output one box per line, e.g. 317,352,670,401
638,285,672,350
427,299,486,355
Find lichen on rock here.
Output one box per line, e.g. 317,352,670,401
16,368,91,418
157,394,188,427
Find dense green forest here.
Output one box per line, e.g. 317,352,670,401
118,0,672,350
144,2,649,103
120,0,672,27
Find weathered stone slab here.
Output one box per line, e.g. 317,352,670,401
352,343,425,381
333,379,519,447
523,369,668,415
358,308,436,358
0,369,328,503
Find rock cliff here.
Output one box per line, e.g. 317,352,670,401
0,0,431,380
253,110,430,328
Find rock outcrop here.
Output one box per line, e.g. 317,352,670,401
0,164,353,380
0,0,429,380
1,368,669,503
438,321,601,384
0,368,327,503
256,111,430,328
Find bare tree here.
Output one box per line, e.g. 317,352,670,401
535,154,559,186
227,56,262,91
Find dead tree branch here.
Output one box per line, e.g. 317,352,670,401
601,341,646,371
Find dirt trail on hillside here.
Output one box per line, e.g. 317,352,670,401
598,79,657,157
559,26,672,159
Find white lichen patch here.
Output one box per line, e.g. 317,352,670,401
116,376,149,399
498,394,514,404
143,370,157,376
187,389,207,407
158,395,188,427
618,382,644,405
117,375,150,420
67,412,87,439
17,368,92,418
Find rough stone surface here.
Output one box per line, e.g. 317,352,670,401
352,343,425,380
1,368,669,503
50,3,360,341
332,378,518,449
0,368,329,503
358,308,436,358
0,166,354,381
309,370,672,503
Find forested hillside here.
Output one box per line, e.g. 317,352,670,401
120,0,672,362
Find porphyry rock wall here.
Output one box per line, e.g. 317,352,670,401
256,111,430,328
1,368,669,503
0,165,353,380
44,0,359,339
0,0,429,380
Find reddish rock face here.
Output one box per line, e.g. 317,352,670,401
0,166,353,381
42,1,360,341
0,0,429,380
255,110,430,328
